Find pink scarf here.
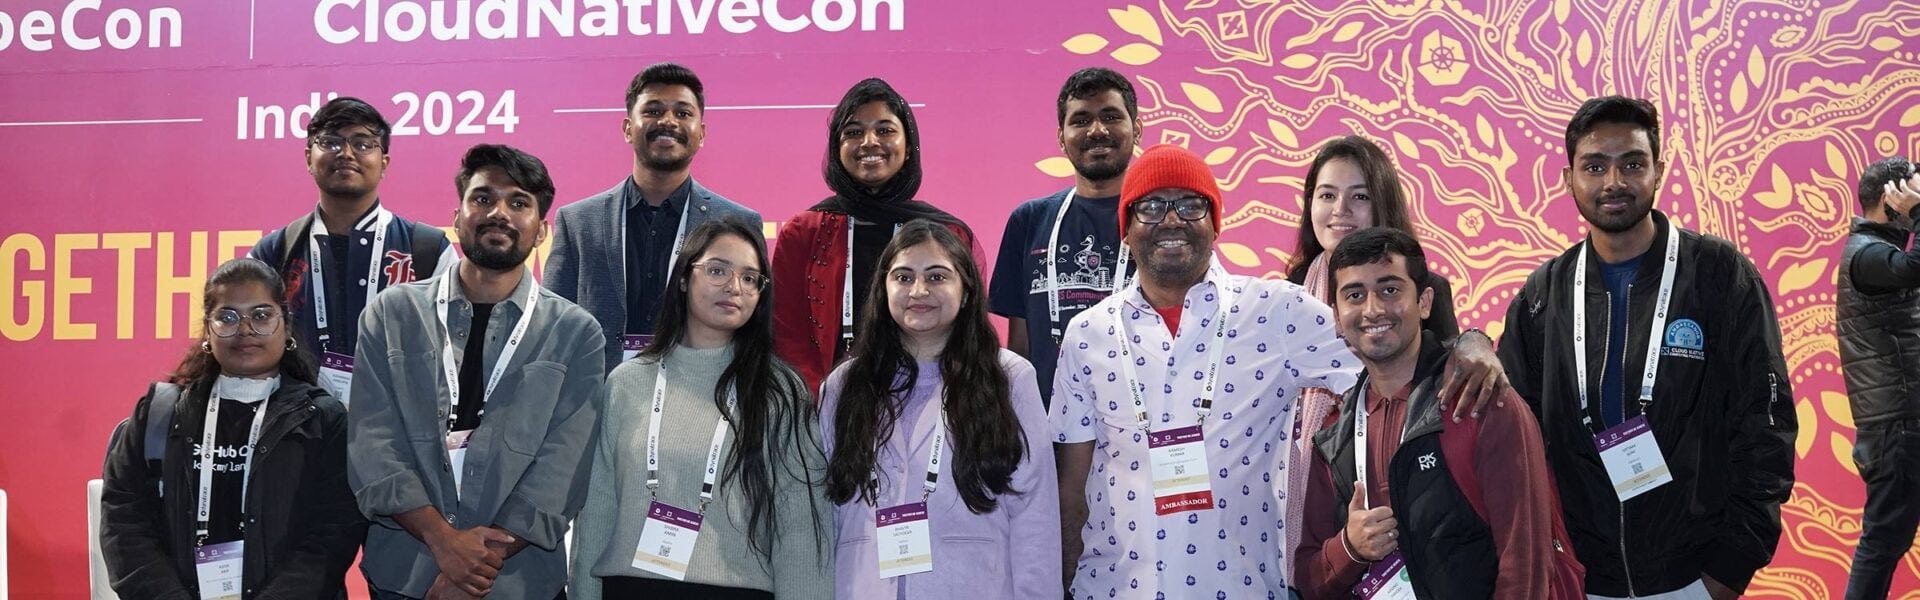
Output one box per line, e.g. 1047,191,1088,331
1284,253,1344,582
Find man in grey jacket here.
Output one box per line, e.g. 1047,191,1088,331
350,144,605,600
545,62,760,371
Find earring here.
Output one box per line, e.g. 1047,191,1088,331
286,338,298,351
201,341,212,353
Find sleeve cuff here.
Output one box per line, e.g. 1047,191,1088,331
495,494,567,551
354,469,432,521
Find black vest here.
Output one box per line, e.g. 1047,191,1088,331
1837,218,1920,426
1314,341,1497,599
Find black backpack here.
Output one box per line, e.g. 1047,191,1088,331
275,212,444,280
105,383,183,496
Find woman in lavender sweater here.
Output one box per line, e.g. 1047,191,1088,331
821,219,1061,599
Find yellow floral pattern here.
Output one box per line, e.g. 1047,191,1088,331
1057,1,1920,596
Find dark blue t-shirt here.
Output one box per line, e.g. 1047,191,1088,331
988,189,1131,407
1599,254,1642,428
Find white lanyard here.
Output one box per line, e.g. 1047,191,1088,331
618,194,694,300
842,218,903,349
1114,279,1234,431
436,263,540,429
1045,189,1131,343
643,360,738,513
1572,229,1680,430
308,207,392,350
195,379,278,544
1350,386,1412,511
870,402,946,505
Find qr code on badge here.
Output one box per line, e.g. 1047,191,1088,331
659,544,671,556
1174,465,1186,475
1630,463,1644,475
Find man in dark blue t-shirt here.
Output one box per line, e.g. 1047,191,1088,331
989,67,1141,409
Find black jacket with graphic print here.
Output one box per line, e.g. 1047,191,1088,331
1496,210,1795,597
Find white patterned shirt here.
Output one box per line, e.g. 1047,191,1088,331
1051,259,1360,600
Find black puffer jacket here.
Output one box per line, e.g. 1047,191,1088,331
100,378,366,600
1496,210,1795,597
1837,217,1920,426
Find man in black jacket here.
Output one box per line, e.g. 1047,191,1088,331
1497,96,1796,599
1837,156,1920,600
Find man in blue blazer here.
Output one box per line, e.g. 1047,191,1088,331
544,63,760,371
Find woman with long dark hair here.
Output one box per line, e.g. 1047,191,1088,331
772,77,983,394
571,218,832,599
821,220,1059,599
100,257,365,599
1280,135,1461,575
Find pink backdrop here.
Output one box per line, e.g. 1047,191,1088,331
2,0,1915,597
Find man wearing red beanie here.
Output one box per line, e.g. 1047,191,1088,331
1051,144,1508,600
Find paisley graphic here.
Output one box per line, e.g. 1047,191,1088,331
1053,1,1920,596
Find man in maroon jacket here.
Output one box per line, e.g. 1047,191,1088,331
1294,227,1562,599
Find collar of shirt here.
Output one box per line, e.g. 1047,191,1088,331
1365,380,1414,415
623,176,694,212
312,199,385,235
444,267,537,319
1117,256,1232,315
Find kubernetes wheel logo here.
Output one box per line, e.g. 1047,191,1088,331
1662,319,1706,361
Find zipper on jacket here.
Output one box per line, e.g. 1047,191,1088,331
1768,372,1779,426
1604,288,1637,597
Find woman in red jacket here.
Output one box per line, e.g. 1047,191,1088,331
772,77,980,395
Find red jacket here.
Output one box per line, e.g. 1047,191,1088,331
771,210,981,396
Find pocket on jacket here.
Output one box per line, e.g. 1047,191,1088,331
388,351,445,444
501,361,568,455
939,535,1008,580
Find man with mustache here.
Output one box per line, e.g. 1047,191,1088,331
350,144,605,600
250,97,456,404
1497,96,1795,600
990,67,1141,414
1050,145,1509,599
545,63,759,371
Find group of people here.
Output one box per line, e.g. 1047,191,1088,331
96,60,1874,600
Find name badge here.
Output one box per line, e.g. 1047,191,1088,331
1594,415,1673,501
876,502,933,578
446,429,474,497
193,540,244,600
1148,425,1214,515
631,501,703,580
622,334,653,362
1352,552,1416,600
318,352,354,406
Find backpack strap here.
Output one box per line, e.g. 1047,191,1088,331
1439,413,1487,519
277,213,316,272
144,382,182,464
409,221,444,279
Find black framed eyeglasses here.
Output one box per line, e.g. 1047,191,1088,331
208,307,283,338
1129,196,1212,224
309,134,383,156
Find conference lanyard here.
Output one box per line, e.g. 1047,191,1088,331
643,361,738,514
195,378,278,545
842,218,903,351
1114,279,1234,431
1045,189,1131,344
1572,229,1680,431
1350,386,1412,511
436,263,540,429
618,195,693,300
308,207,392,351
869,401,946,505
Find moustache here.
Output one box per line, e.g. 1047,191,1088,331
645,127,689,145
477,223,519,240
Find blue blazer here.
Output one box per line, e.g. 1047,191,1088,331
544,178,761,371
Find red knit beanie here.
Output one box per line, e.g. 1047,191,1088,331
1119,144,1223,238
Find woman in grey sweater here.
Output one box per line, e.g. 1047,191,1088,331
570,218,833,599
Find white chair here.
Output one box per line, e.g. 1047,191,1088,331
88,480,119,600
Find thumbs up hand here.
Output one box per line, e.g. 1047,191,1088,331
1342,480,1399,562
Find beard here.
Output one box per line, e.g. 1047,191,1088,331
636,126,693,172
1577,191,1655,233
1072,145,1130,183
461,224,530,270
1138,229,1210,286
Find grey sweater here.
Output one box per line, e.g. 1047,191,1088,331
570,344,835,599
